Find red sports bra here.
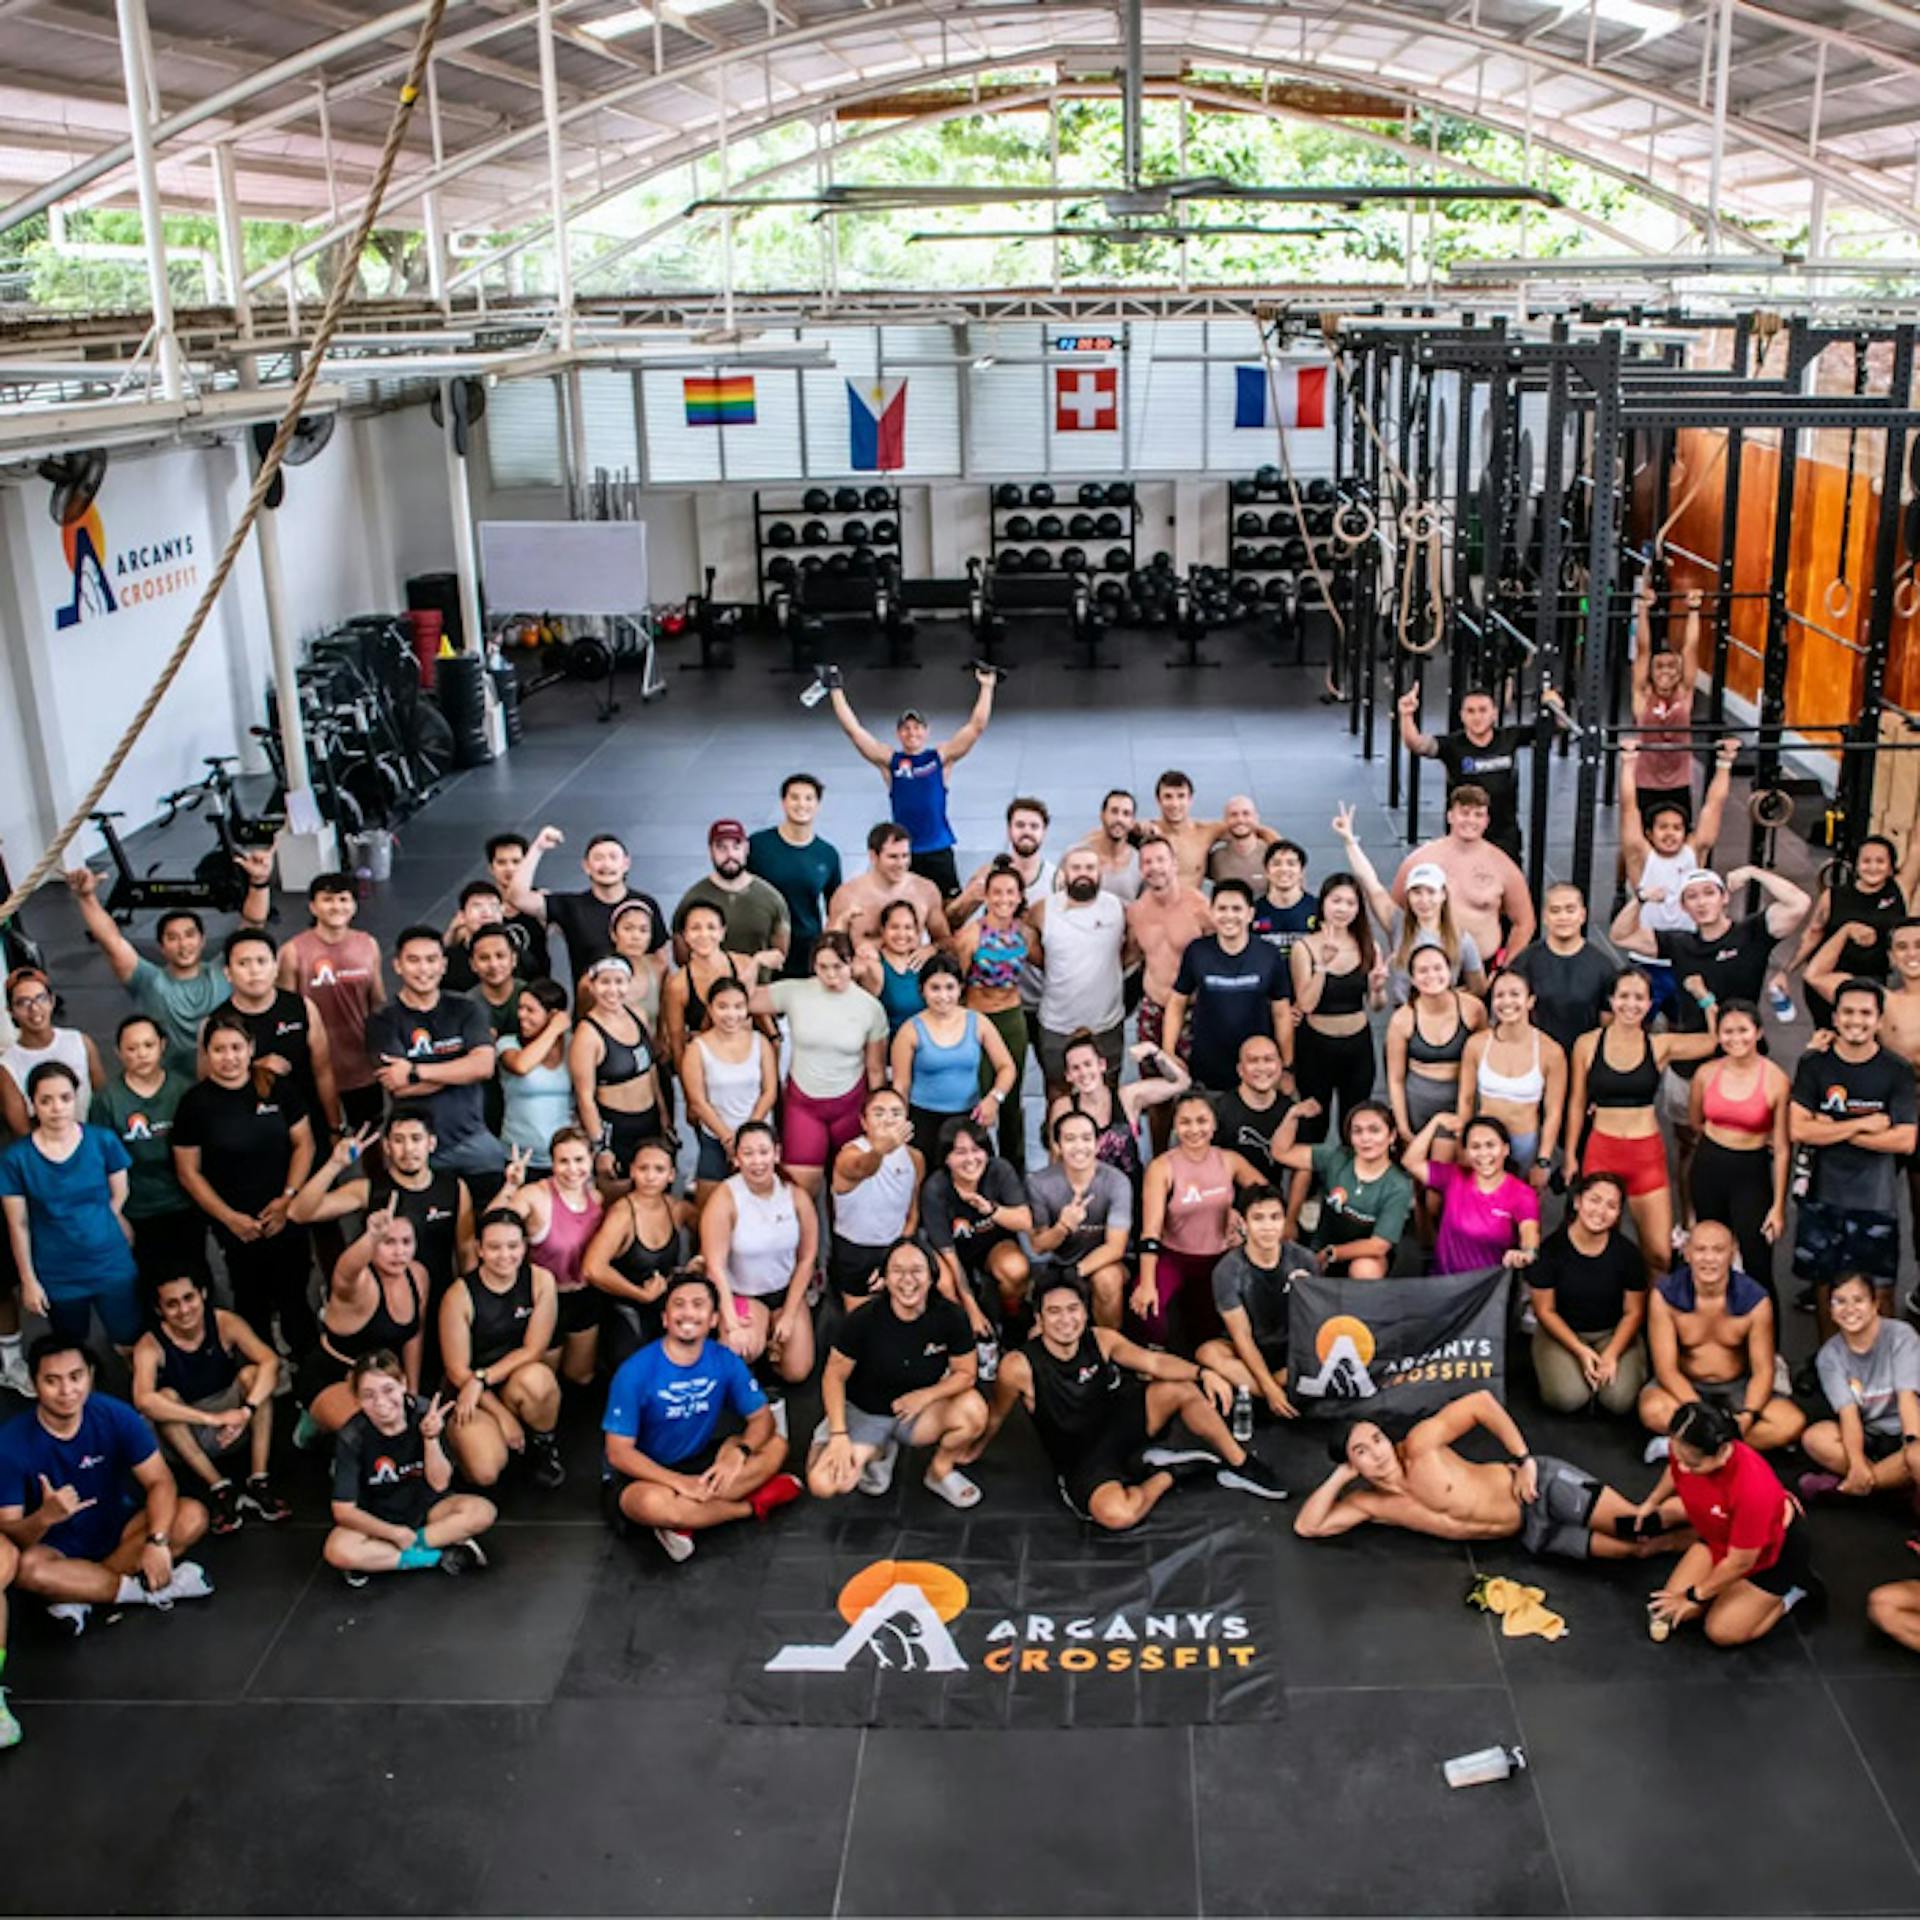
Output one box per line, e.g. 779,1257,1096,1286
1700,1061,1772,1134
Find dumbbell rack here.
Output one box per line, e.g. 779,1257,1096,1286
754,489,903,612
1222,477,1339,617
984,484,1139,584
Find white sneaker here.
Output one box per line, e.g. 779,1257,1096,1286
1643,1435,1670,1465
1773,1354,1793,1398
0,1687,19,1749
145,1561,215,1609
46,1601,90,1637
858,1439,900,1497
0,1349,31,1399
767,1395,788,1441
653,1526,695,1564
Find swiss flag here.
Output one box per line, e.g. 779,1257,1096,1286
1054,365,1118,431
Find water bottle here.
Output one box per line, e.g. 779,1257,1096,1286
975,1335,1000,1384
1789,1145,1813,1201
1231,1388,1255,1446
1443,1745,1526,1789
1768,979,1795,1024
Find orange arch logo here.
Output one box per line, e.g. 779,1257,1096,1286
1315,1315,1376,1367
55,502,116,630
837,1560,969,1625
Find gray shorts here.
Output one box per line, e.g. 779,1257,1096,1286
164,1381,248,1458
811,1407,919,1453
1518,1454,1602,1561
1695,1375,1751,1414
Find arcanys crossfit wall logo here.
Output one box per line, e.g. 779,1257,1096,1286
763,1558,1258,1679
54,497,198,631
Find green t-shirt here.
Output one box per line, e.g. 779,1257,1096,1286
88,1070,194,1219
673,875,790,961
129,957,225,1076
1308,1140,1414,1254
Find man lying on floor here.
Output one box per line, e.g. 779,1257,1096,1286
962,1270,1287,1530
1293,1389,1689,1561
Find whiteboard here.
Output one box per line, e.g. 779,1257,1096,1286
479,520,649,614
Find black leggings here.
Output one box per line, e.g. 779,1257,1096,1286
1688,1137,1775,1307
214,1221,318,1358
1293,1022,1378,1144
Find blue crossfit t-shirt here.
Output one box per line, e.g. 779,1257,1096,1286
602,1339,767,1467
0,1394,156,1562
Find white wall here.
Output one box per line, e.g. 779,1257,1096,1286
0,404,453,872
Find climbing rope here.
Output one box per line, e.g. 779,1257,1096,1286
0,0,452,924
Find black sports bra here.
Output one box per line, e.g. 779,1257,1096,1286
1588,1028,1660,1108
586,1012,653,1087
1311,960,1369,1018
1407,993,1469,1067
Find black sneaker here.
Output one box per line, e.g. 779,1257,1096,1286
1216,1452,1289,1501
207,1480,244,1536
342,1569,369,1590
239,1475,291,1524
1140,1449,1219,1490
527,1433,566,1491
438,1540,490,1576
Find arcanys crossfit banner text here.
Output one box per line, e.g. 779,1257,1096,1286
1288,1267,1511,1418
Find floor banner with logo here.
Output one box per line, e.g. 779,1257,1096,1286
1288,1266,1511,1418
729,1513,1281,1728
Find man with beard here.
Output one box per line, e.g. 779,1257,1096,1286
675,819,790,972
1127,836,1212,1084
1076,790,1144,903
1031,847,1133,1093
949,796,1056,924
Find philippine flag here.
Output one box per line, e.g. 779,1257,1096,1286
848,377,908,471
1234,362,1329,431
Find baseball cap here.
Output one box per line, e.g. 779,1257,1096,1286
707,818,747,844
1405,862,1449,892
1679,869,1728,896
897,707,928,726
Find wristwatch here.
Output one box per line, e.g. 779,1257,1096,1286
408,1061,423,1086
147,1531,170,1548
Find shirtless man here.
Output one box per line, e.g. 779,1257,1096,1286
1390,786,1536,964
949,797,1055,926
827,823,951,948
1126,837,1212,1146
1075,790,1143,903
1208,797,1278,889
1295,1388,1687,1561
1146,771,1276,894
1639,1220,1806,1456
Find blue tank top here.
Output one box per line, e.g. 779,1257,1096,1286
878,956,926,1033
889,748,953,853
908,1011,983,1113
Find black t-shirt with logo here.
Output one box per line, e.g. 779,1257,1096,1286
1790,1045,1918,1215
544,887,667,974
1172,935,1289,1091
364,993,495,1163
173,1078,299,1215
1654,912,1775,1074
1434,727,1526,846
218,988,320,1127
1212,1088,1285,1182
833,1293,973,1416
333,1407,433,1529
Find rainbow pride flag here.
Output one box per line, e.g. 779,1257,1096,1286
684,374,756,426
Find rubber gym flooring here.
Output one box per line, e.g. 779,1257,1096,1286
6,618,1919,1918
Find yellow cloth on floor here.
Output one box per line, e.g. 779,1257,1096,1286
1467,1574,1568,1642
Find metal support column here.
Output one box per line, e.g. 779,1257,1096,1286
536,0,574,348
1570,332,1624,902
1709,313,1751,724
113,0,184,400
442,380,487,659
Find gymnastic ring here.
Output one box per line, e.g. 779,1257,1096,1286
1896,571,1920,619
1816,855,1849,892
1748,787,1795,829
1400,502,1442,543
1333,501,1377,548
1824,576,1856,621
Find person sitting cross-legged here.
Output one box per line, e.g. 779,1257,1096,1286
322,1352,494,1586
602,1270,803,1565
1195,1183,1312,1423
807,1238,989,1511
0,1335,213,1635
1797,1269,1920,1507
1639,1219,1805,1459
1295,1389,1689,1563
966,1271,1288,1530
131,1271,291,1534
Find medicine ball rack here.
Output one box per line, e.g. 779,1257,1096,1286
1222,471,1341,617
985,480,1139,581
754,485,903,611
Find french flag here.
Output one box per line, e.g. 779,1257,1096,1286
848,376,908,471
1235,362,1329,431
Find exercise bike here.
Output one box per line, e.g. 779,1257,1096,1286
89,762,259,921
0,842,47,974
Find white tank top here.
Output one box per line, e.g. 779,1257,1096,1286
0,1027,89,1100
833,1136,917,1247
1640,843,1703,943
692,1034,762,1135
724,1173,800,1297
1038,892,1127,1034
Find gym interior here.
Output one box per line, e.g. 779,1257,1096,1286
7,0,1920,1913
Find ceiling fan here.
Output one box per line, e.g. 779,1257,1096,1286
690,179,1564,222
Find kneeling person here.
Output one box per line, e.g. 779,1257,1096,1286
971,1272,1287,1530
809,1239,988,1510
1296,1388,1687,1561
0,1336,213,1631
132,1272,291,1533
323,1352,493,1583
603,1271,803,1563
